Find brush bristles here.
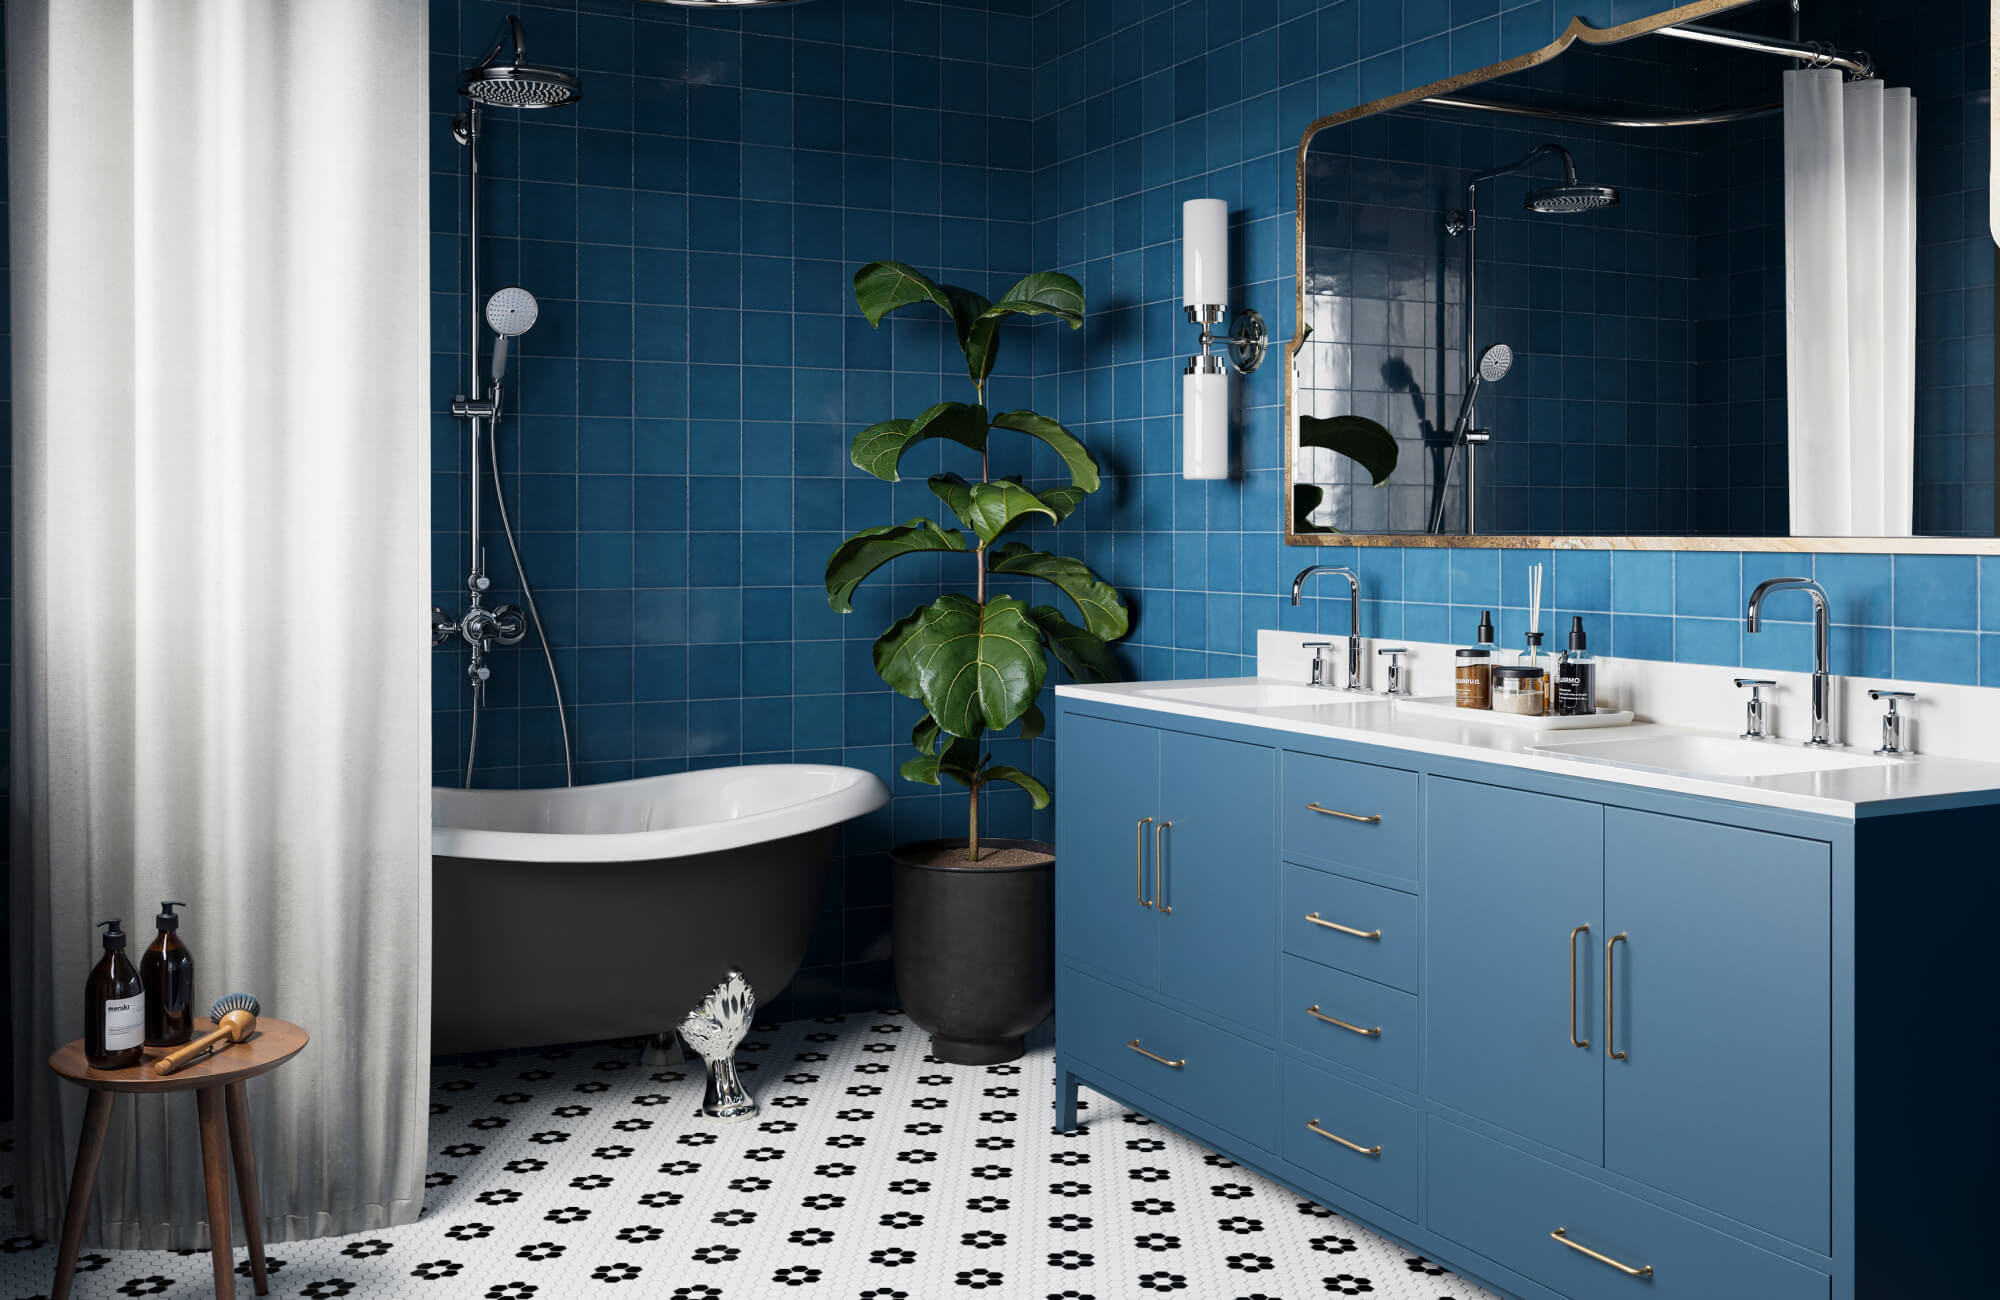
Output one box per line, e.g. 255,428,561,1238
210,992,261,1019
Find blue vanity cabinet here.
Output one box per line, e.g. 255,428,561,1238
1601,809,1832,1254
1057,712,1166,987
1426,778,1607,1164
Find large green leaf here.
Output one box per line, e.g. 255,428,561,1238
850,402,989,481
1038,485,1088,522
911,715,943,755
825,518,968,612
979,763,1050,809
1299,414,1399,487
875,594,1046,737
967,481,1058,545
1017,703,1046,741
901,734,981,787
1029,604,1121,683
854,261,957,328
987,543,1128,640
928,473,978,533
944,284,996,381
987,410,1100,492
980,272,1085,328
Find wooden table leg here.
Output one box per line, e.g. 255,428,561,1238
51,1089,114,1300
223,1081,268,1295
196,1086,236,1300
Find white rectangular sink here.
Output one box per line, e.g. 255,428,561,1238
1531,733,1895,780
1138,682,1384,711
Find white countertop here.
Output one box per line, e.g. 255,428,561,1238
1054,677,2000,820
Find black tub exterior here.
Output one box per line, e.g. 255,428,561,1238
890,838,1054,1065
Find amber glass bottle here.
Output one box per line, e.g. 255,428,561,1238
142,901,195,1046
85,919,146,1070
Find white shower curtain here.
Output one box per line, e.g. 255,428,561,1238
7,0,432,1246
1784,69,1917,537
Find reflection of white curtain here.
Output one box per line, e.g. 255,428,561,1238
8,0,432,1245
1784,70,1916,536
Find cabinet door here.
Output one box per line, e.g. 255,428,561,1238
1056,713,1161,987
1157,730,1278,1029
1604,810,1831,1254
1427,778,1606,1163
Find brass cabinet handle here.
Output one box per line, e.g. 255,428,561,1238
1568,924,1590,1050
1306,802,1381,823
1154,820,1172,914
1304,912,1382,940
1551,1227,1653,1277
1307,1005,1381,1037
1305,1119,1381,1157
1605,932,1628,1061
1134,818,1153,908
1126,1039,1185,1069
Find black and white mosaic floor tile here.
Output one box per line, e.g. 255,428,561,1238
2,1014,1495,1298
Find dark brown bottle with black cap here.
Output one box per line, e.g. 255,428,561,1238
141,901,195,1046
85,919,146,1070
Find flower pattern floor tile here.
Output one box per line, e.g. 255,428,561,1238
1,1013,1496,1299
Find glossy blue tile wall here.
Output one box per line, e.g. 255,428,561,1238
429,0,1040,1016
1028,0,2000,690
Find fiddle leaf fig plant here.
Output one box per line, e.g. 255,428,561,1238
827,261,1127,860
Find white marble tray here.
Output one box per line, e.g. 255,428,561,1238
1393,695,1636,730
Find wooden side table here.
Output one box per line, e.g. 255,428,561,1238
48,1018,308,1300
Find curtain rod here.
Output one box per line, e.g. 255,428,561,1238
1658,23,1873,79
1418,94,1782,129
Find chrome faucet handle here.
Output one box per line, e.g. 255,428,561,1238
433,606,458,648
1301,642,1336,688
1376,646,1411,697
1734,678,1776,740
1867,689,1916,756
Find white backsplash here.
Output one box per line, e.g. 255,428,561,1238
1257,630,2000,765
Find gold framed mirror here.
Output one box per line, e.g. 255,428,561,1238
1283,0,2000,553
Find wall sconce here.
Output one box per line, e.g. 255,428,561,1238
1182,198,1265,479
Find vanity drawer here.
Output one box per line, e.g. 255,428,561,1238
1280,1057,1418,1221
1428,1118,1829,1300
1281,955,1417,1092
1281,864,1418,992
1282,751,1419,885
1061,968,1277,1152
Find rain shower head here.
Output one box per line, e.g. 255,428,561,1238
459,17,581,108
486,287,539,385
1475,343,1514,383
1526,183,1620,213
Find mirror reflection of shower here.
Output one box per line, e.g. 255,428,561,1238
1438,143,1620,534
434,16,581,788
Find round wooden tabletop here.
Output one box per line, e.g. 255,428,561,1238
49,1018,308,1093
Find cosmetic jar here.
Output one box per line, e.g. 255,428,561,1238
1492,666,1546,716
1455,648,1492,709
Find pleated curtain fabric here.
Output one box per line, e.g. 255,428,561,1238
1783,69,1918,537
6,0,432,1246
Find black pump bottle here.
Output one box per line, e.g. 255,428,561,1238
142,901,195,1046
85,919,146,1070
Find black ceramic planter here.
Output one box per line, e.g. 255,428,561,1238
890,838,1055,1065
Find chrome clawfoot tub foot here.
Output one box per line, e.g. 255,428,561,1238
678,971,757,1120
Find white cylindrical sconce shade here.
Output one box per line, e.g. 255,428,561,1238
1183,362,1228,479
1182,198,1228,309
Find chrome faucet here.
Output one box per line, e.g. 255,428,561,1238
1744,577,1835,747
1291,565,1363,691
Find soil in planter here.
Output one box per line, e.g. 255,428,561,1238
903,843,1055,869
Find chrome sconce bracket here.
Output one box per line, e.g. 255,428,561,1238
1185,304,1266,375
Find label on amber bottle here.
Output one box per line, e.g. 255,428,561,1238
104,996,144,1051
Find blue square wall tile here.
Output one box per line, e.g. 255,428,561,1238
1674,617,1739,668
1983,557,2000,631
1611,550,1673,615
1894,555,1978,630
1893,629,1981,686
1673,551,1740,620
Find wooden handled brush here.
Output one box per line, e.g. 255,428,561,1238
154,993,262,1075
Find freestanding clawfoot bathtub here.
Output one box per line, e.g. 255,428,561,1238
431,764,889,1116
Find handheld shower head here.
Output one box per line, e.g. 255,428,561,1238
459,17,582,108
1475,342,1513,383
1431,343,1515,534
485,287,539,385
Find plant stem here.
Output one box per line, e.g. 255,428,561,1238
970,376,987,861
968,780,980,862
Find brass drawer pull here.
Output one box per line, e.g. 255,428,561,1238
1305,1119,1381,1157
1307,1005,1381,1037
1134,818,1153,908
1154,820,1173,914
1306,802,1381,823
1568,924,1590,1050
1551,1227,1653,1277
1125,1039,1185,1069
1304,912,1382,940
1605,932,1628,1061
